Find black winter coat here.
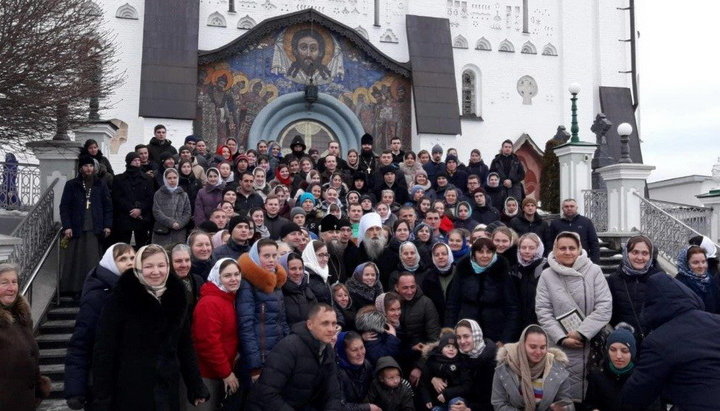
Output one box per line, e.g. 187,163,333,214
547,214,601,263
471,203,501,225
421,266,455,322
458,342,497,411
91,272,208,410
586,361,663,411
444,255,520,343
466,160,489,185
420,348,472,406
621,274,720,409
489,153,525,201
64,265,120,399
111,167,154,230
483,185,505,211
509,213,548,242
282,277,318,326
399,288,441,347
509,258,547,331
60,176,113,236
337,361,373,411
147,137,177,167
247,322,342,410
606,265,663,341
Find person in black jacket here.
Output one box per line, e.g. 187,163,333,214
147,124,177,167
470,188,501,226
489,139,525,203
510,233,547,332
546,198,600,263
420,333,472,409
110,152,154,248
444,238,520,344
421,243,456,322
280,253,318,327
466,149,489,187
64,243,135,410
675,245,720,314
91,244,208,410
247,303,342,410
621,274,720,409
509,197,547,243
454,319,497,411
335,331,380,411
606,235,662,342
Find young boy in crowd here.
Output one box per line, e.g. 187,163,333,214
421,333,470,410
368,356,415,411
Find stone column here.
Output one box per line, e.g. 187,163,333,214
73,120,118,155
26,140,82,223
697,190,720,243
597,163,655,232
0,234,22,262
554,142,597,215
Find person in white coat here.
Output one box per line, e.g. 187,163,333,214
535,231,612,403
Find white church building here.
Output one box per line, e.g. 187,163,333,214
97,0,637,199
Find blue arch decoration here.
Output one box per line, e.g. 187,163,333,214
248,92,366,152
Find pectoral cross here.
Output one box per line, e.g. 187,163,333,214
86,200,91,210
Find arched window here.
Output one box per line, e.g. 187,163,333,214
462,70,476,116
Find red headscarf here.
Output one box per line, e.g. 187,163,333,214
274,165,293,186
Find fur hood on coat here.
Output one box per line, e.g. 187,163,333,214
0,295,32,327
238,253,288,294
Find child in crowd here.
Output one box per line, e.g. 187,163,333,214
421,333,470,410
368,356,415,411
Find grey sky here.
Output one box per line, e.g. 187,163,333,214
637,0,720,182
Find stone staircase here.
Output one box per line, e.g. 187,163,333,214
36,298,79,411
598,239,623,276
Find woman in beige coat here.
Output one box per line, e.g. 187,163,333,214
535,231,612,402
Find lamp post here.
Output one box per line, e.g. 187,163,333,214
568,82,581,143
617,122,633,163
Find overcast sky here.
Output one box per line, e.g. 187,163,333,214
636,0,720,182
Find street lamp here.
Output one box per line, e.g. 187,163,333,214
568,82,581,143
617,122,633,163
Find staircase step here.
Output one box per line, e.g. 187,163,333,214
41,319,76,334
39,348,68,364
47,307,79,321
37,333,73,349
37,398,69,411
40,363,65,377
48,381,65,399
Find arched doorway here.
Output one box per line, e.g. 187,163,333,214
278,119,339,157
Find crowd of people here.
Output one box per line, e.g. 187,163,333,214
3,126,720,410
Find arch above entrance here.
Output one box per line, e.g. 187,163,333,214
248,91,365,153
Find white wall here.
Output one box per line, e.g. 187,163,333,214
648,177,715,207
97,0,633,167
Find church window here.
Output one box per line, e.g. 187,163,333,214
462,70,476,116
476,37,491,51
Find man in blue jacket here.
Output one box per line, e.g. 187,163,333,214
621,274,720,410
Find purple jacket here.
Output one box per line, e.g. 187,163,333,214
193,183,224,224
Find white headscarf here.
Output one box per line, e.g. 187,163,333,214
163,168,180,192
99,243,124,276
357,212,382,244
133,245,170,300
432,242,455,273
700,236,718,259
302,240,330,282
456,318,487,358
516,233,545,267
206,258,241,293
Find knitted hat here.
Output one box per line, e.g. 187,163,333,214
485,220,506,234
290,207,306,219
445,154,458,164
337,218,352,229
472,187,486,195
431,144,443,154
184,135,198,143
178,145,192,154
361,133,373,145
125,152,140,165
409,185,425,197
197,221,219,233
606,325,637,358
521,197,538,208
227,215,249,232
298,192,316,205
78,155,95,168
439,333,459,350
320,214,341,232
280,222,303,239
235,154,248,163
309,148,319,156
380,165,395,175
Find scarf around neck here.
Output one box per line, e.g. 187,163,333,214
302,240,330,282
677,245,711,291
471,253,497,274
456,318,486,358
133,245,169,300
206,258,240,293
505,325,555,411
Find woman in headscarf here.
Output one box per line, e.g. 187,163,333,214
0,264,52,409
606,235,663,342
446,229,470,261
270,163,294,190
451,319,496,411
178,158,202,217
251,167,270,200
302,240,333,305
492,225,519,267
92,245,209,409
445,238,520,345
188,230,215,280
491,324,573,411
421,242,456,321
194,167,224,225
454,201,479,232
236,239,289,383
346,262,384,309
280,253,317,326
335,331,378,411
376,220,410,285
80,139,114,176
169,243,204,311
332,283,357,331
675,245,720,314
500,197,520,225
511,233,547,331
399,151,423,188
192,258,242,410
535,231,613,402
152,168,191,246
690,235,720,276
356,293,402,365
413,222,435,266
64,243,135,409
413,170,436,201
466,149,489,184
267,142,283,171
388,241,427,290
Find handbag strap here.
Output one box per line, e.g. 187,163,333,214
623,278,646,339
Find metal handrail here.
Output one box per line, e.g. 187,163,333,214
648,198,713,211
21,229,62,296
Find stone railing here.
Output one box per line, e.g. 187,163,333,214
635,192,719,265
647,198,712,236
8,178,60,288
583,189,608,232
0,161,42,211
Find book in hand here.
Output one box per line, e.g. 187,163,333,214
556,309,583,334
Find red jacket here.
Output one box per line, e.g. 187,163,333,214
192,282,238,379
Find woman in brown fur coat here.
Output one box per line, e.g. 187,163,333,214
0,263,51,410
